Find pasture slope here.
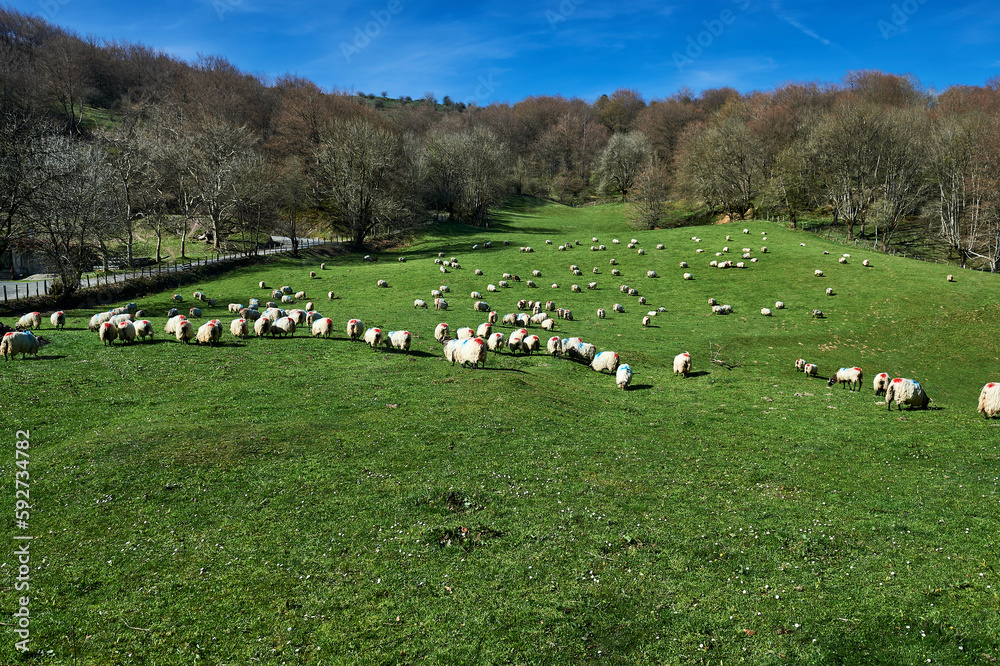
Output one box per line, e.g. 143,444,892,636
2,197,998,664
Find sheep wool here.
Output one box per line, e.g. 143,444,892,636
347,319,364,341
873,372,890,396
597,308,606,319
434,298,449,310
385,330,412,352
523,334,541,355
683,273,693,280
546,336,562,356
487,332,505,353
363,327,382,349
794,358,807,372
17,312,41,330
885,378,930,410
978,382,1000,418
804,363,818,377
455,337,487,369
642,316,651,327
133,320,153,341
673,352,692,377
456,327,474,340
474,301,491,313
616,364,633,390
49,311,65,329
175,320,195,344
230,318,249,339
761,308,772,316
311,317,334,339
488,311,499,324
828,367,863,391
529,312,549,325
196,321,222,346
476,323,492,338
164,315,187,336
507,328,528,354
591,351,620,373
254,316,271,338
541,318,555,331
117,320,137,344
1,331,47,359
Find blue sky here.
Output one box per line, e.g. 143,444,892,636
12,0,1000,103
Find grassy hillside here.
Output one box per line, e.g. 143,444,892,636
2,197,998,664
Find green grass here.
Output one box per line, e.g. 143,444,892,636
2,197,999,664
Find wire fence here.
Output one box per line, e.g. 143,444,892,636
2,237,330,303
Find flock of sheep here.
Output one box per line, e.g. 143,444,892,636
5,225,1000,416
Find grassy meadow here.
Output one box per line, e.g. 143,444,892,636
2,197,999,664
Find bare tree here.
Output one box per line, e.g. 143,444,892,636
596,131,651,202
99,113,158,265
627,158,669,229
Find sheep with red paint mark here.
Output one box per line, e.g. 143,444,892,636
873,372,890,396
885,377,930,410
828,366,863,391
978,382,1000,418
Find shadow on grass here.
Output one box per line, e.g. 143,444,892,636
628,384,654,391
687,370,711,378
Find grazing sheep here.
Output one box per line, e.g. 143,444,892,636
414,299,428,309
455,337,487,368
321,263,326,270
88,311,113,331
571,284,581,292
193,290,207,301
541,318,555,331
612,303,625,313
471,291,483,299
502,313,518,327
711,304,733,315
377,279,388,288
456,327,474,341
398,257,406,262
546,336,562,356
175,319,195,344
529,312,550,325
362,327,382,349
642,316,650,327
281,294,295,304
116,320,136,344
474,269,484,276
196,320,222,346
947,274,954,282
259,281,266,289
838,257,847,264
828,367,863,391
499,280,510,288
327,291,335,300
597,308,606,319
551,283,559,289
673,352,692,377
815,270,824,277
826,288,834,296
434,322,451,343
707,297,717,306
620,284,630,294
610,258,617,265
523,334,541,355
46,311,65,329
794,358,806,372
587,282,597,290
487,284,498,293
385,330,412,352
1,331,47,359
287,309,308,326
885,378,930,410
487,332,505,353
476,322,492,338
978,382,1000,418
347,319,364,341
873,372,890,396
775,301,785,309
566,340,596,363
611,268,621,276
228,303,243,314
440,266,448,274
657,244,665,250
133,320,153,341
254,316,271,338
761,308,772,316
812,309,824,318
683,273,693,280
487,311,499,325
17,312,41,330
310,317,334,339
561,310,573,321
164,314,187,336
591,351,620,373
710,260,718,267
507,328,528,353
231,318,250,339
637,248,645,255
434,298,449,310
271,316,297,338
473,301,491,313
646,270,657,278
431,289,443,299
172,294,184,302
109,313,133,327
615,363,633,390
804,363,818,377
863,259,871,267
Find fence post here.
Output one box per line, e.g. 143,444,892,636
15,284,19,299
2,286,5,301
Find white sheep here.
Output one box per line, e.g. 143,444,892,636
591,351,620,373
863,259,871,267
587,282,597,290
794,358,806,372
456,327,474,340
828,366,863,391
611,268,621,276
523,334,541,355
454,337,487,368
385,330,412,352
294,290,306,300
328,291,335,300
271,316,297,338
434,322,451,343
683,273,692,280
637,248,645,255
281,295,294,304
673,352,692,377
487,332,505,353
414,299,428,309
873,372,890,396
17,312,41,330
259,281,266,289
804,363,818,377
565,340,596,363
434,298,449,311
978,382,1000,418
614,363,632,390
838,257,847,264
88,311,112,331
471,291,483,299
1,331,47,359
254,316,271,338
116,320,136,344
175,319,195,344
551,283,559,289
346,319,364,341
474,301,491,313
133,320,153,342
230,318,249,339
947,274,954,282
48,311,65,329
541,318,555,331
610,258,617,265
546,336,562,356
362,327,382,348
597,308,606,319
195,320,222,346
377,279,388,288
885,378,930,410
761,308,772,316
646,270,657,278
775,301,785,309
826,287,834,296
612,303,624,313
657,244,665,250
172,294,184,302
529,312,550,325
642,316,650,327
507,328,528,353
476,322,492,338
815,270,824,277
287,309,308,326
311,317,333,338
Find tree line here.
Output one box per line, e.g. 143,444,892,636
3,6,1000,300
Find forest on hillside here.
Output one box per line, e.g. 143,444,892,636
3,6,1000,297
